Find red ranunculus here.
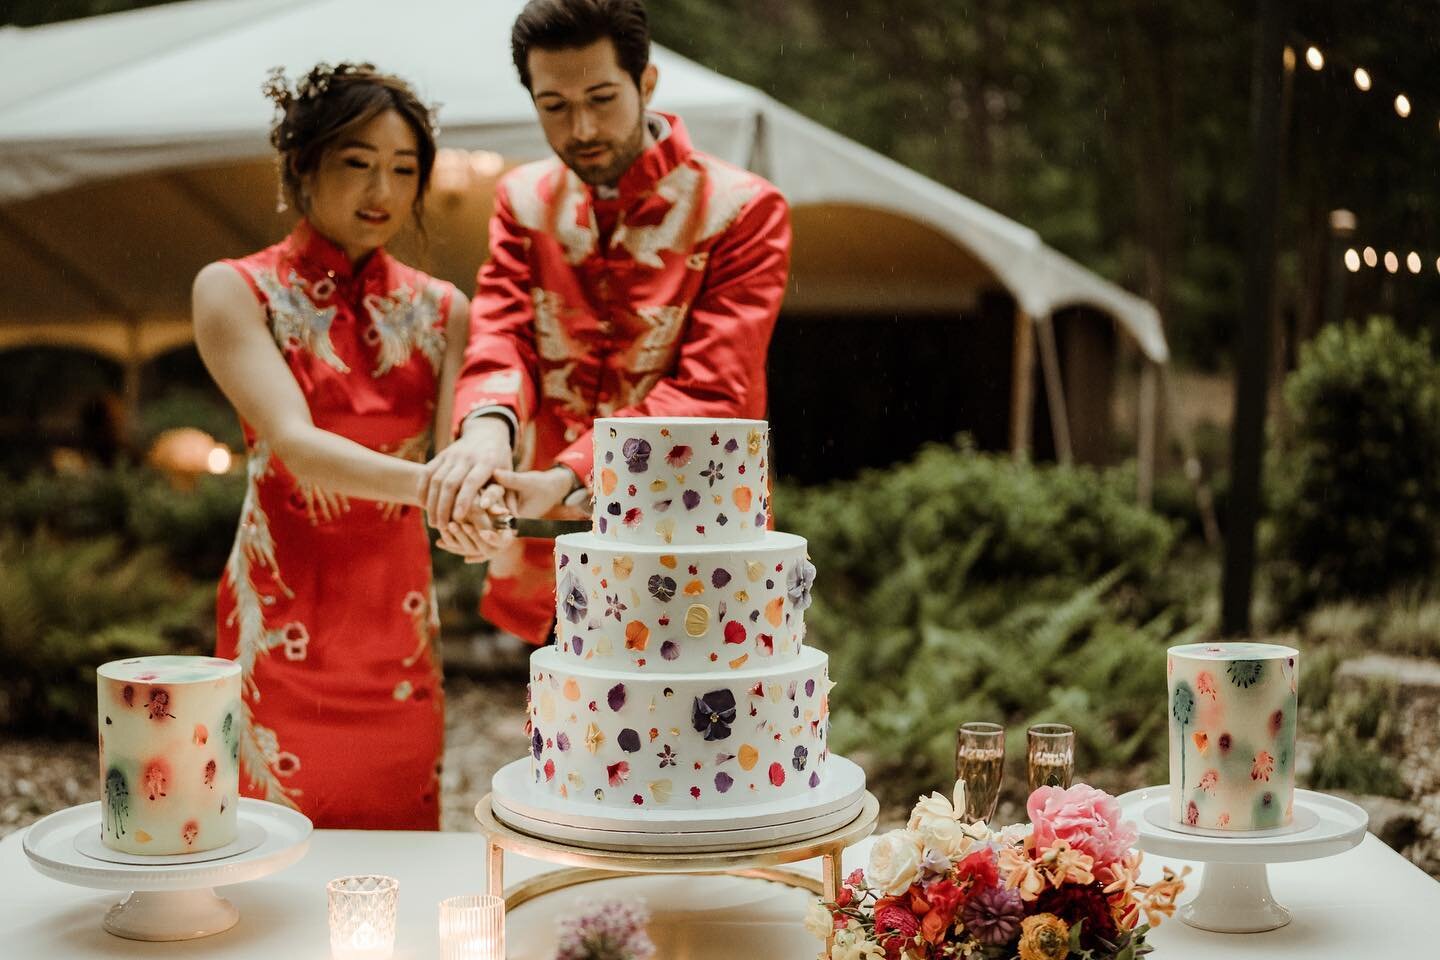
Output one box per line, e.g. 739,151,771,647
925,879,965,923
955,847,1000,892
920,879,964,944
835,886,854,908
874,904,921,960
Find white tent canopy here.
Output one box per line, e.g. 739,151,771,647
0,0,1165,356
0,0,1167,472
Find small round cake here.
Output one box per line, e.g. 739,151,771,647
97,655,243,854
1167,641,1299,831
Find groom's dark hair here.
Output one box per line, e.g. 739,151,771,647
511,0,651,92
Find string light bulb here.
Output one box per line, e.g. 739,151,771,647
1354,67,1372,92
1305,46,1324,71
1384,251,1400,274
1363,246,1378,268
1408,252,1423,274
1344,249,1362,272
1395,94,1412,118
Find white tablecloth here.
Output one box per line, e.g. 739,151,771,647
2,825,1438,958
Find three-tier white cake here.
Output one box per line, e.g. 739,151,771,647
497,417,864,844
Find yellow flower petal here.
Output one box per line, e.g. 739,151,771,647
684,603,710,637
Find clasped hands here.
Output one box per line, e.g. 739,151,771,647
420,416,585,563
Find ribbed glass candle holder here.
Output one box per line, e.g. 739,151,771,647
438,894,505,960
327,875,399,960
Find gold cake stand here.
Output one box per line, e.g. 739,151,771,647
475,791,879,952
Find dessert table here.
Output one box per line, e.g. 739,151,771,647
2,824,1438,957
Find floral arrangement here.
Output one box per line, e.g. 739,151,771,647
808,782,1188,960
554,898,656,960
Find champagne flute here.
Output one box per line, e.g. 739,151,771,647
1026,723,1075,791
955,721,1005,824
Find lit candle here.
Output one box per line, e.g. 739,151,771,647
439,894,505,960
328,876,399,960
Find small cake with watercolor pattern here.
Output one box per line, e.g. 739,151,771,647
98,655,243,854
528,418,834,811
1167,641,1299,831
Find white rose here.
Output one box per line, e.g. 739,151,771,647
907,791,957,831
915,817,978,861
866,829,925,896
805,899,835,941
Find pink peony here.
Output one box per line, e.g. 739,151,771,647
1027,783,1138,869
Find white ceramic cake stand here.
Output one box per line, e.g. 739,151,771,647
22,798,312,941
1116,785,1367,933
490,754,870,851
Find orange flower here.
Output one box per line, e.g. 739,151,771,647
1251,751,1275,782
1139,865,1191,927
733,485,753,511
1192,731,1209,754
765,597,784,626
624,621,650,651
600,468,618,495
1017,914,1070,960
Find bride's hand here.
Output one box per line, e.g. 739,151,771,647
434,484,514,563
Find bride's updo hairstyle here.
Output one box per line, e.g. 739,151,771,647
263,62,439,224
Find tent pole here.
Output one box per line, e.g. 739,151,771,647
1009,307,1035,462
1137,360,1158,507
1036,312,1073,465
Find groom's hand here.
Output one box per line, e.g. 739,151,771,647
435,483,514,563
494,466,587,520
423,415,512,526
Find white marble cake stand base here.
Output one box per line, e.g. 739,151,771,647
22,799,312,941
1116,786,1368,933
490,754,869,851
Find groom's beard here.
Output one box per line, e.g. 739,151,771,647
562,109,647,187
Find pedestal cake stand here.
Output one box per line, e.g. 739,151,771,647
479,755,877,952
1116,785,1368,933
22,798,312,941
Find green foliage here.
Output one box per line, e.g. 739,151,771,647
126,472,246,574
1268,318,1440,616
1306,680,1408,799
135,386,244,452
0,467,244,575
779,437,1176,606
776,440,1191,808
0,534,211,736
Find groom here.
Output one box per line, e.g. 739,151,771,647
422,0,793,645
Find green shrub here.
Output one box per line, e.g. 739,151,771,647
1306,680,1408,799
778,437,1176,611
1268,318,1440,616
0,466,245,574
0,534,211,736
0,468,134,537
135,386,244,451
775,440,1190,808
126,471,245,575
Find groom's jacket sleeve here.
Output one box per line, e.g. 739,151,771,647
450,183,539,438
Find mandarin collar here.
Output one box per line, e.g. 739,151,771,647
283,219,390,287
593,112,691,205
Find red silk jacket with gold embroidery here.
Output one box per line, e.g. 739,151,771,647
451,113,791,487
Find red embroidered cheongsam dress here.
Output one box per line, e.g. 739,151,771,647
215,222,455,829
451,113,792,644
